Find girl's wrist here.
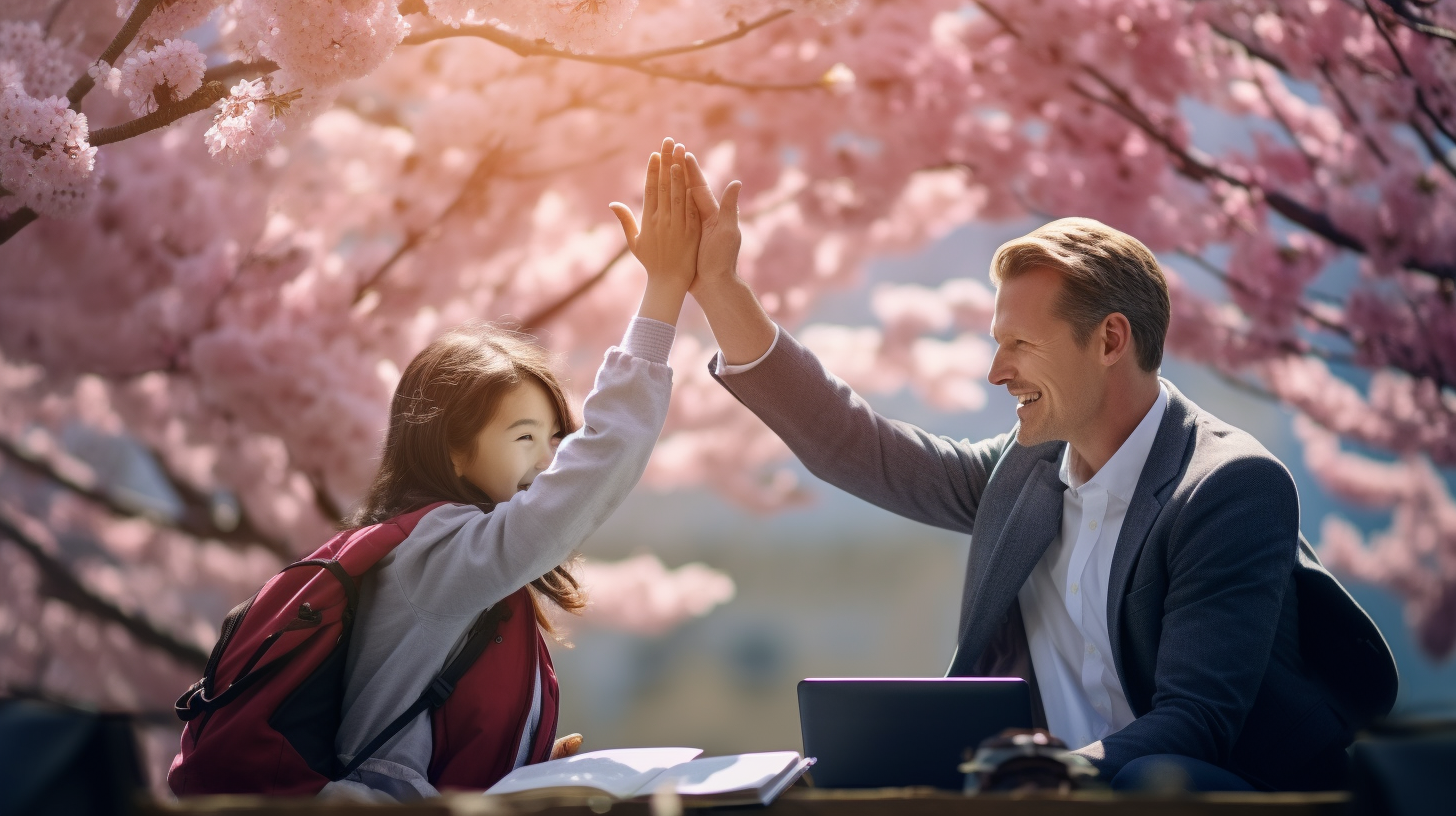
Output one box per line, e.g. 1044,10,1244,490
637,278,689,325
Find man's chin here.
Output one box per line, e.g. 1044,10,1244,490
1014,423,1050,448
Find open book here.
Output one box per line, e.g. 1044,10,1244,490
484,747,815,807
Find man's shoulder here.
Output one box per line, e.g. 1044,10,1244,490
1168,386,1295,499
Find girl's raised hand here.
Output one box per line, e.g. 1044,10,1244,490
610,138,700,325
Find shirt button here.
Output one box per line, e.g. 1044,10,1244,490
1089,520,1098,530
1071,583,1079,595
1086,644,1096,655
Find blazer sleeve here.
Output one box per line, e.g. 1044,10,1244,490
710,326,1010,534
1078,455,1301,778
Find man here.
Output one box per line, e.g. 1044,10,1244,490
650,142,1398,791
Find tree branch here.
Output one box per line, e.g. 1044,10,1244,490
1375,0,1456,44
402,11,828,92
0,436,293,558
1409,115,1456,179
65,0,165,109
1069,69,1456,284
90,81,228,148
202,59,279,87
0,510,209,671
1178,251,1353,339
1367,1,1456,147
1208,22,1289,73
307,472,344,526
0,207,40,245
352,145,508,305
1316,59,1391,166
520,245,630,331
1254,72,1320,175
1212,23,1391,167
44,0,74,37
968,0,1021,39
407,9,792,62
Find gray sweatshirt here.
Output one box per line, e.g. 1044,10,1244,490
320,318,676,802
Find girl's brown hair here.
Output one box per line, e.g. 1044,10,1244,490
349,323,586,629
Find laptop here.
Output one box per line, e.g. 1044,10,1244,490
797,677,1032,790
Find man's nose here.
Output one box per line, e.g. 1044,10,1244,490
987,347,1012,386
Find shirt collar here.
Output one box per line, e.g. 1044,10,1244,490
1058,383,1169,501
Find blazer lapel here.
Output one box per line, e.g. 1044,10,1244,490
954,457,1066,670
1105,380,1197,676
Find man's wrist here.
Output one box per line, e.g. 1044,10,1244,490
691,273,776,366
691,270,742,299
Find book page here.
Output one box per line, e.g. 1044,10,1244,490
637,751,803,798
485,747,702,799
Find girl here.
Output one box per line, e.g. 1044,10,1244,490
321,140,700,801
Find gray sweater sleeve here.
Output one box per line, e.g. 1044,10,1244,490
710,326,1009,534
387,317,676,619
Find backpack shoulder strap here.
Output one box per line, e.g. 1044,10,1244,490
339,600,514,779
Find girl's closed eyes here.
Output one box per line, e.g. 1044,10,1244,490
451,378,565,503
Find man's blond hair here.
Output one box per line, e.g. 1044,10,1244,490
990,217,1170,372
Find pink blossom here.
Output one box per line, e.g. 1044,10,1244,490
0,20,82,98
1298,418,1456,659
202,77,284,163
116,39,205,116
0,74,97,217
560,553,736,636
250,0,409,87
529,0,641,54
129,0,226,43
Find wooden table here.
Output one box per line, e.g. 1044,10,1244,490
140,788,1351,816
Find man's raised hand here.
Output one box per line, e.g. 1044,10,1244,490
685,152,742,296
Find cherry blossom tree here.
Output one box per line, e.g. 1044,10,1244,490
2,0,1455,786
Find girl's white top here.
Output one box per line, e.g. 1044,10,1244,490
320,318,676,802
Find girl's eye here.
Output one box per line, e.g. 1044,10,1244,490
517,434,533,442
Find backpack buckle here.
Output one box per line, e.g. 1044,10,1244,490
175,680,207,722
425,676,455,708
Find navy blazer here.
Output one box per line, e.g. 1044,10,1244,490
711,328,1398,791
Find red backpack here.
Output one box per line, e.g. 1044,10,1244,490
166,503,558,796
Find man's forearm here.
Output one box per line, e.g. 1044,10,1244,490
692,275,777,365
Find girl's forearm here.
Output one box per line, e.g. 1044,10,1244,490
637,277,689,325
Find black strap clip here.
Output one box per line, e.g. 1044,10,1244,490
425,676,455,708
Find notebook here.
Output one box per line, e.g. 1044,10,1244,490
484,747,815,806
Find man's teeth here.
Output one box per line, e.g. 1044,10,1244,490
1018,393,1041,405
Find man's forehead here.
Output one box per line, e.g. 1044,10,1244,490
991,271,1062,337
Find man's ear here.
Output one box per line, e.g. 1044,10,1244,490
1101,312,1134,366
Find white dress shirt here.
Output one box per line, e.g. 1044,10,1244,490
1017,383,1168,749
714,324,781,376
